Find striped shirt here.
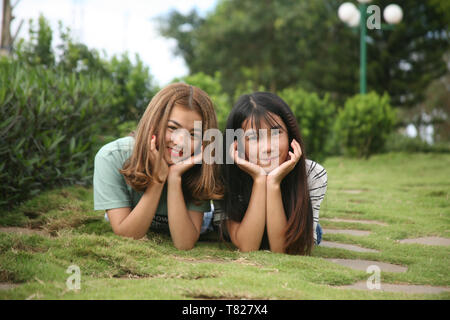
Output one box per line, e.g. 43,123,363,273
213,159,328,243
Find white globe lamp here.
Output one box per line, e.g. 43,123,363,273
384,4,403,24
338,2,359,25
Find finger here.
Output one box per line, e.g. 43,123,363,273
291,140,300,159
288,151,295,161
234,150,244,165
229,142,236,162
293,139,302,158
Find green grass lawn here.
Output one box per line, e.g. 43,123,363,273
0,152,449,299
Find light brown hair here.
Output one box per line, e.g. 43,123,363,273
119,82,223,201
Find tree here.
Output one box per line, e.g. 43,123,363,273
1,0,24,55
158,0,449,109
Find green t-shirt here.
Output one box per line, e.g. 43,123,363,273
93,136,211,232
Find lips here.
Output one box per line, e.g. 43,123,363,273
260,156,278,161
257,154,278,167
168,147,183,158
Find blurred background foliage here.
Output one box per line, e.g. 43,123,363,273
1,0,449,211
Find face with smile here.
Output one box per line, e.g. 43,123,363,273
163,104,203,165
241,113,290,173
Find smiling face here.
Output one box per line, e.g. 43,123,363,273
163,103,203,165
241,112,290,173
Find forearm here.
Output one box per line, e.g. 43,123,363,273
116,181,165,239
167,176,201,250
266,182,288,253
233,177,267,252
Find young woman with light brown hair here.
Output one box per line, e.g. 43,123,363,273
93,83,223,250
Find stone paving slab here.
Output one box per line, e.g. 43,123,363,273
340,189,366,194
325,258,408,273
321,218,388,226
323,229,372,236
336,280,450,295
320,241,380,253
397,237,450,246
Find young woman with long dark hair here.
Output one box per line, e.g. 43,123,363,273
215,92,327,255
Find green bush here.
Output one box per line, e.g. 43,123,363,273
279,87,336,162
16,15,157,124
0,58,115,210
334,91,397,158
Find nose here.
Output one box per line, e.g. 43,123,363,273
171,129,189,147
259,132,272,155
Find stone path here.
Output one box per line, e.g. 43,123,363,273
397,237,450,246
321,218,388,226
336,281,450,295
339,189,367,194
325,258,408,273
320,241,379,253
321,203,450,296
322,228,371,236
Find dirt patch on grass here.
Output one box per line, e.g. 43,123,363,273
0,282,21,290
349,199,371,204
0,227,50,237
0,270,17,282
185,289,268,300
172,255,228,264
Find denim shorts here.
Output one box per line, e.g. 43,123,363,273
315,223,323,245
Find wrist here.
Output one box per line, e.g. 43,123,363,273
167,172,182,184
146,179,166,192
266,175,281,187
253,175,267,184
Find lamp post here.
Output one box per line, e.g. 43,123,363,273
338,1,403,94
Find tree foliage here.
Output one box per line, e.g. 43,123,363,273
159,0,449,108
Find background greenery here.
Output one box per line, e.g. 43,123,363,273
1,1,449,221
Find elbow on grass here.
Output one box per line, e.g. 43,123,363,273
237,245,259,253
173,242,195,251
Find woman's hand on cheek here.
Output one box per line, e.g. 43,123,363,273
230,141,266,181
168,145,203,181
150,135,170,183
267,139,302,186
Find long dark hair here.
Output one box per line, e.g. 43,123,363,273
221,92,314,255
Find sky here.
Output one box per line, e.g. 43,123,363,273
6,0,218,86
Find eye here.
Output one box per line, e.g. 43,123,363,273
168,125,177,131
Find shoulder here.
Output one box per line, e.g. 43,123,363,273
306,159,327,192
96,136,135,158
306,159,326,179
95,136,135,166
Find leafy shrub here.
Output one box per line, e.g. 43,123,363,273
279,87,336,162
334,92,397,158
0,58,115,210
16,15,157,124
